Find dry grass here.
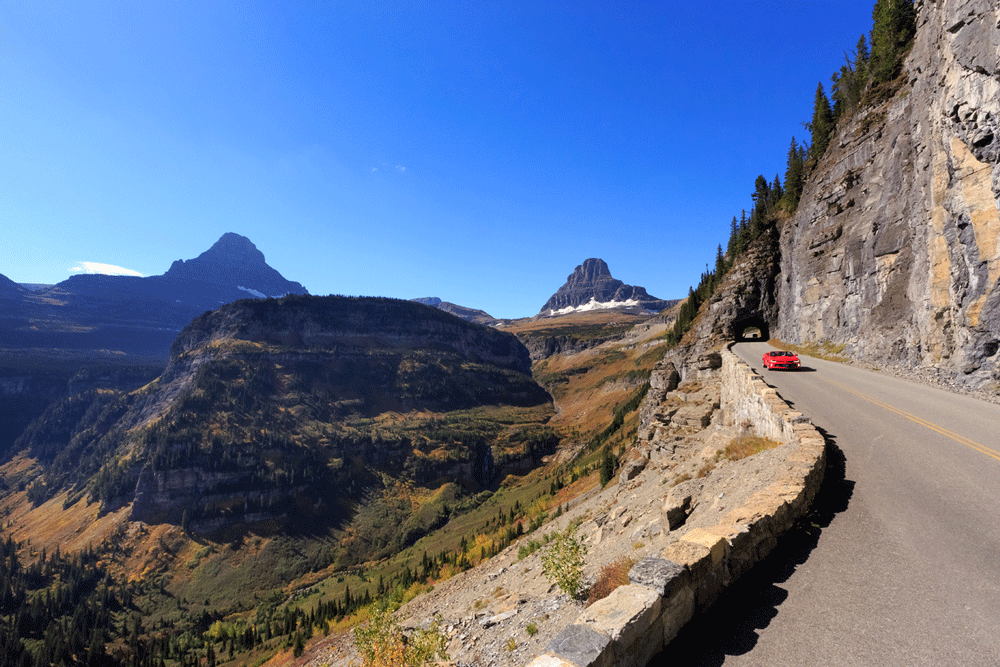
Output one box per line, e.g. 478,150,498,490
500,310,650,337
695,462,715,478
669,472,692,487
724,435,782,461
586,555,636,607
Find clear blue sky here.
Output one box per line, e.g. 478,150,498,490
2,1,875,319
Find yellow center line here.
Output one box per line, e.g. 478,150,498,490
822,377,1000,463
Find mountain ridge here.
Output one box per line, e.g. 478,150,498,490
411,297,498,325
0,232,308,361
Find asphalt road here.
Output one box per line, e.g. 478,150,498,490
653,341,1000,666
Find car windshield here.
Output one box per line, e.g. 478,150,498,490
774,351,794,356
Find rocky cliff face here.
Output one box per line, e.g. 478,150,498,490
540,258,674,315
777,0,1000,388
12,295,551,542
173,295,532,375
652,234,780,382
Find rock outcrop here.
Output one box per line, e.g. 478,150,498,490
777,0,1000,388
518,334,611,362
650,234,779,384
540,258,675,315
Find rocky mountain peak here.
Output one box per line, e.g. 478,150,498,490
569,258,613,284
540,258,672,315
201,232,267,265
163,233,306,297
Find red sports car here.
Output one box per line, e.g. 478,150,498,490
762,350,801,370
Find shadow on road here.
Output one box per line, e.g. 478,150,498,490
761,367,817,373
648,428,853,666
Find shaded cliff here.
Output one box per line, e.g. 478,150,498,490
777,0,1000,387
10,295,554,560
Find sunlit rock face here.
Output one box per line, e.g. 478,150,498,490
776,0,1000,388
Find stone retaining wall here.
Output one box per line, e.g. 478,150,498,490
525,347,826,667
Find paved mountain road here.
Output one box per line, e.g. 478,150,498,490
655,341,1000,666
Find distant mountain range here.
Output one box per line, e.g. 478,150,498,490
0,233,308,360
411,259,678,325
411,297,498,325
539,258,675,315
1,240,678,366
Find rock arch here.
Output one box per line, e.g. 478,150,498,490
732,315,770,341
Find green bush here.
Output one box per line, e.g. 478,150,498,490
540,525,588,598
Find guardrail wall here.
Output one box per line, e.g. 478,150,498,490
525,347,826,667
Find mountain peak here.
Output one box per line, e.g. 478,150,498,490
540,258,671,315
202,232,267,265
162,233,306,297
568,258,612,284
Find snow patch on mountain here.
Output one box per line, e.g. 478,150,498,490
238,285,266,299
547,297,650,316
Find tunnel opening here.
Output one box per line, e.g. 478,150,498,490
733,316,770,342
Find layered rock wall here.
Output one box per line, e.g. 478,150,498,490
777,0,1000,388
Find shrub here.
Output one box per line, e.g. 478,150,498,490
540,525,588,599
586,555,636,607
353,601,448,667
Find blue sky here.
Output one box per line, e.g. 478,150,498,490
2,1,875,319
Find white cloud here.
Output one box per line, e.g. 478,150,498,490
395,164,406,172
69,261,144,277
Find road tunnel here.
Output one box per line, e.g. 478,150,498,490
732,316,770,342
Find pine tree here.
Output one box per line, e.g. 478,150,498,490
599,448,616,487
870,0,916,83
749,174,772,236
808,83,835,163
853,34,870,95
727,216,740,257
783,137,806,210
